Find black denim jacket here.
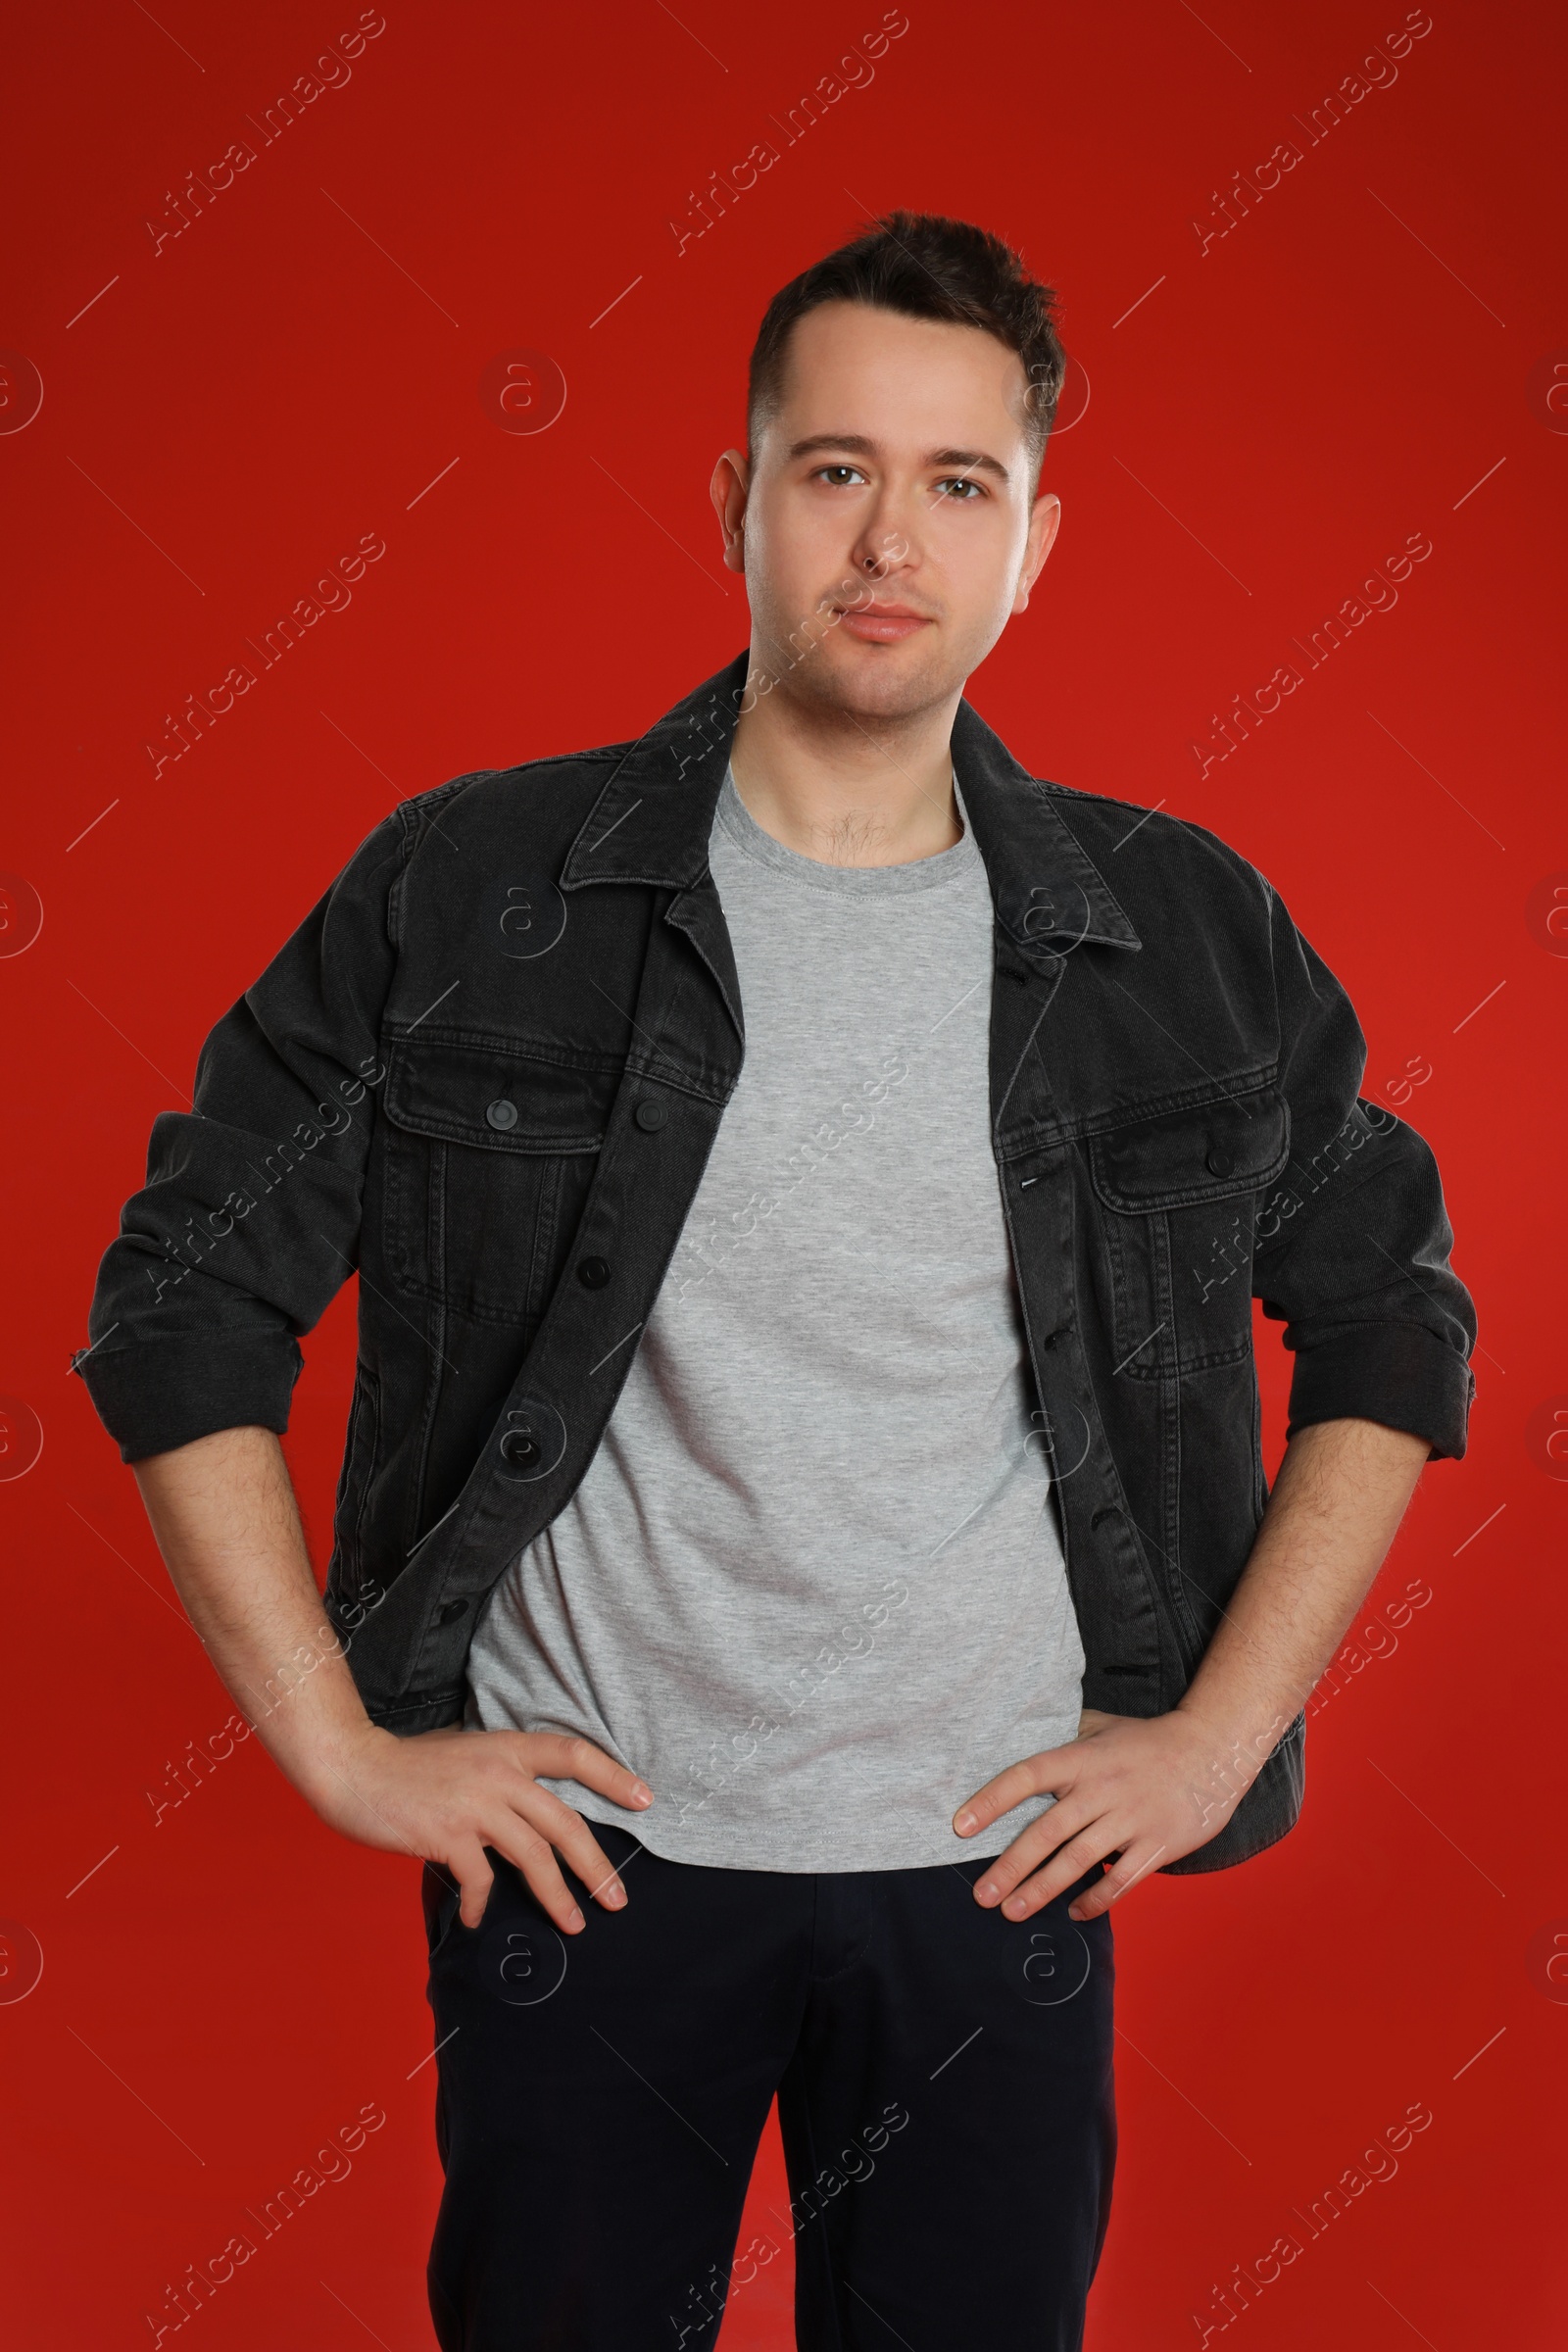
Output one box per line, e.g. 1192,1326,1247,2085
78,652,1477,1873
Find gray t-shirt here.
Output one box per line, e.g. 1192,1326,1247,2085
462,764,1085,1869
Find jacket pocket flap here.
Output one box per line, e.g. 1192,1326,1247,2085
382,1039,613,1152
1089,1086,1291,1213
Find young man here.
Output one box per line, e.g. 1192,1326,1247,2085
80,214,1476,2349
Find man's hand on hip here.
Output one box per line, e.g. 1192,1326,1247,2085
311,1725,655,1936
953,1706,1257,1922
127,1429,654,1939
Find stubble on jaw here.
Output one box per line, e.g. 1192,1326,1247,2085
740,653,963,866
762,628,962,752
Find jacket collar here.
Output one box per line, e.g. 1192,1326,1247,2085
560,650,1142,964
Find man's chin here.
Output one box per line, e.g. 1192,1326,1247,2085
791,642,963,726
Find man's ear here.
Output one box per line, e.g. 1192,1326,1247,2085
710,449,751,576
1013,490,1062,614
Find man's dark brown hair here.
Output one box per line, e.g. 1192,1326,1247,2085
747,210,1066,482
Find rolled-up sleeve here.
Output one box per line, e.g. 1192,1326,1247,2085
75,809,408,1461
1251,881,1477,1460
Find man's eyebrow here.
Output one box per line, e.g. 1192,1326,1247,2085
785,433,1010,485
929,445,1009,485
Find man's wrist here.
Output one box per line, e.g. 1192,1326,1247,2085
1172,1693,1293,1776
256,1699,392,1818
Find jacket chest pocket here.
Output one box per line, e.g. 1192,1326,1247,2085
379,1039,618,1326
1087,1086,1291,1377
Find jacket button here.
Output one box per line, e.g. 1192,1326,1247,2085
577,1255,612,1289
1041,1325,1070,1350
1205,1144,1234,1176
437,1599,467,1625
486,1099,519,1131
500,1429,540,1468
634,1099,667,1132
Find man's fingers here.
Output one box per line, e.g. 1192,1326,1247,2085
448,1838,497,1932
1000,1838,1158,1924
431,1736,648,1932
523,1732,654,1813
508,1784,629,1912
993,1832,1106,1919
560,1828,629,1913
971,1803,1090,1906
447,1807,626,1937
1067,1861,1120,1921
501,1770,635,1909
488,1821,589,1936
954,1747,1070,1837
1062,1842,1162,1921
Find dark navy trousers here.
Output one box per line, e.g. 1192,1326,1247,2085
421,1825,1116,2350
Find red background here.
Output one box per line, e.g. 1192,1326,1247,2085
2,0,1564,2343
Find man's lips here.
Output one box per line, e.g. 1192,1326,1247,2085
835,601,934,643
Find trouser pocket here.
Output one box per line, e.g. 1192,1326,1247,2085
421,1860,464,1964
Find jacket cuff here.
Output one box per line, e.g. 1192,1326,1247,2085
74,1334,304,1463
1285,1324,1475,1461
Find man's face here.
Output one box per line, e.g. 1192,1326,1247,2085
714,300,1060,722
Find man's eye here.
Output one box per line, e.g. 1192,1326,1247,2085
815,465,865,487
936,476,982,501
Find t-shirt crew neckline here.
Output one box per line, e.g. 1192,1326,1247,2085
715,762,977,898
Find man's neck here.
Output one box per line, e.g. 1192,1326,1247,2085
726,664,964,868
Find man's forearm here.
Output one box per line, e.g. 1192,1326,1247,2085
1174,1415,1431,1767
132,1424,379,1810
